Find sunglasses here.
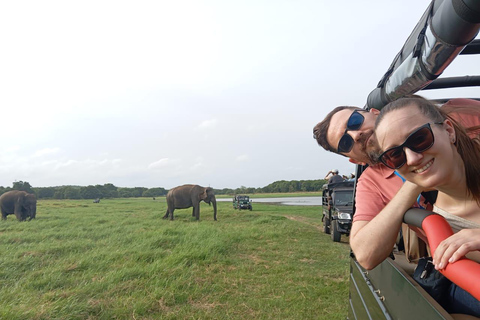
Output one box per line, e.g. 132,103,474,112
337,110,365,153
378,122,443,169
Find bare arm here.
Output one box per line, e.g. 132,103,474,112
350,181,423,270
324,170,332,179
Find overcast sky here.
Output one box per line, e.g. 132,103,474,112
1,0,478,189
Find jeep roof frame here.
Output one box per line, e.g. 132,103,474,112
365,0,480,111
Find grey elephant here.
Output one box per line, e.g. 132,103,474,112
0,190,37,221
163,184,217,221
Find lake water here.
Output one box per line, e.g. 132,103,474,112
217,196,322,206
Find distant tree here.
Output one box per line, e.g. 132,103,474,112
102,183,119,198
118,188,133,198
216,188,234,195
53,186,68,199
12,181,34,194
0,186,12,197
245,187,256,194
143,187,167,197
132,187,147,198
257,179,325,193
53,190,63,199
34,187,56,199
80,185,102,199
64,186,82,199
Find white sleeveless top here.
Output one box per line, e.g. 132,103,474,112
433,205,480,233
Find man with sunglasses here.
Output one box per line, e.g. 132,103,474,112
313,98,480,270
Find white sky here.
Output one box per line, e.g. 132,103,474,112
0,0,478,189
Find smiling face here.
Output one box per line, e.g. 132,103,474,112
375,104,458,189
327,108,380,165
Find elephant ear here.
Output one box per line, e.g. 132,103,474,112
199,189,208,201
16,192,26,207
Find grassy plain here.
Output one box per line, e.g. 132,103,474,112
0,197,350,320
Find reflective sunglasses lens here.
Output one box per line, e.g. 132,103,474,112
382,147,406,169
407,127,434,152
347,111,364,130
338,134,354,153
380,125,435,169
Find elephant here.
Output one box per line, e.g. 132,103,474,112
163,184,217,221
93,198,100,203
0,190,37,221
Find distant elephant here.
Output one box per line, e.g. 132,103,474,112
163,184,217,221
93,198,100,203
0,190,37,221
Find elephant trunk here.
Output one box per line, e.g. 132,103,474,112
212,197,217,221
30,205,37,220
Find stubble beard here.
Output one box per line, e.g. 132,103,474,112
362,130,381,165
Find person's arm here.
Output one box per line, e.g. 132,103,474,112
324,170,332,179
350,181,423,270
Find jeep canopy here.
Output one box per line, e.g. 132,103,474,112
366,0,480,110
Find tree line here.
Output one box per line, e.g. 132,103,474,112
0,179,327,200
214,179,327,195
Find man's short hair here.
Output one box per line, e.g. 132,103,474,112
313,106,361,154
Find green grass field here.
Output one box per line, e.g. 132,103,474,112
0,198,350,320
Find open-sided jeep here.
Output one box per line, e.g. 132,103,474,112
233,195,252,210
322,180,354,242
348,0,480,319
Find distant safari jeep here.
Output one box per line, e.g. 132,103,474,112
233,195,252,210
322,180,354,242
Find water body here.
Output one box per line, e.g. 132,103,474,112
217,196,322,206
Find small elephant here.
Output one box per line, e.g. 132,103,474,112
163,184,217,221
93,198,100,203
0,190,37,221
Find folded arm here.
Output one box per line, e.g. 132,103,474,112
350,181,423,270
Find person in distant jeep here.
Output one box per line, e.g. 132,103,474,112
324,169,344,184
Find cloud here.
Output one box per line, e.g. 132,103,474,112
197,119,218,129
33,147,60,158
236,154,250,162
6,146,21,153
148,158,174,170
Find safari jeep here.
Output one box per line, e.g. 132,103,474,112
233,195,252,210
322,180,354,242
348,0,480,319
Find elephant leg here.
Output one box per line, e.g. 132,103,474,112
194,205,200,220
1,210,6,220
192,207,195,217
169,208,175,220
163,209,170,219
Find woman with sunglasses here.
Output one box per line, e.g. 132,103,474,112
375,96,480,316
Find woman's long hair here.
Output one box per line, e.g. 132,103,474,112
376,96,480,205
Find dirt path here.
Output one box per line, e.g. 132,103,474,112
285,215,350,245
284,215,323,231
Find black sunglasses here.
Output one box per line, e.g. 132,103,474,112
378,122,443,169
337,110,365,153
